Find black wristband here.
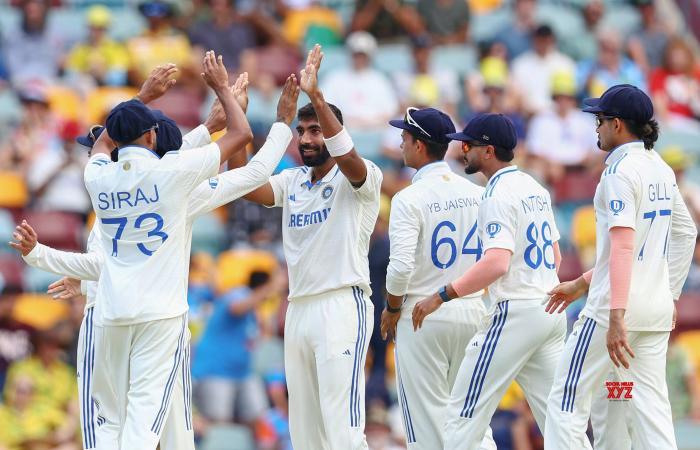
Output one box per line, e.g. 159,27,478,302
386,303,401,313
438,285,452,303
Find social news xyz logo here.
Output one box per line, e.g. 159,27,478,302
609,200,625,216
486,222,501,239
606,381,633,400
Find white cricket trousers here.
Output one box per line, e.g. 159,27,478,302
544,316,677,450
394,300,496,450
77,308,194,450
92,313,194,450
590,370,632,450
284,286,373,450
444,299,566,450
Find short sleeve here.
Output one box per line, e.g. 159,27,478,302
165,142,221,192
601,171,637,230
479,195,517,252
350,159,383,203
268,172,290,208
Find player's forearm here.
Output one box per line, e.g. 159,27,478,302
668,196,697,299
23,244,101,281
608,227,635,311
181,125,212,150
450,248,511,298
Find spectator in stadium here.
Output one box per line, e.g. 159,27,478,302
660,146,700,226
561,0,604,61
525,70,599,183
26,120,92,217
279,0,343,49
2,0,65,86
511,24,576,115
256,372,292,450
649,37,700,132
416,0,470,44
65,5,130,87
192,270,285,426
0,288,33,391
0,83,62,176
666,329,700,420
320,31,399,131
628,0,671,74
189,0,261,73
576,28,647,98
0,374,79,450
127,0,195,85
351,0,424,42
393,34,461,117
494,0,538,61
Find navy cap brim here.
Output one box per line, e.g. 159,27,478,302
76,136,94,148
581,97,603,113
388,119,412,131
445,131,477,142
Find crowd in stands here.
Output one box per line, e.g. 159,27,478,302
0,0,700,448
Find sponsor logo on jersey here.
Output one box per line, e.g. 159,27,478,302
208,177,218,189
609,200,625,216
486,222,502,238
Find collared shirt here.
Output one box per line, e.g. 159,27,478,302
268,159,382,300
583,142,697,331
84,140,221,325
386,161,485,309
479,165,561,301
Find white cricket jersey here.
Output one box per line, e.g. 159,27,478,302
479,165,561,301
268,159,382,300
583,142,697,331
84,143,220,325
386,161,485,309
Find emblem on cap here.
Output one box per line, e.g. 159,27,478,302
482,135,490,141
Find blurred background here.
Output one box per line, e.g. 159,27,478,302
0,0,699,448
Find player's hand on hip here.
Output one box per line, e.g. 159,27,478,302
299,44,323,95
201,50,229,92
607,309,635,369
545,279,586,314
232,72,249,112
380,307,400,341
276,74,300,125
137,63,178,104
10,220,37,256
47,277,82,300
412,295,442,331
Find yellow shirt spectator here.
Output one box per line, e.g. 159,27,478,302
66,40,130,80
127,29,193,81
4,356,77,411
0,402,64,450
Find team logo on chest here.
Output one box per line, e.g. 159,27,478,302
322,185,334,200
208,178,219,189
486,222,501,238
609,200,625,216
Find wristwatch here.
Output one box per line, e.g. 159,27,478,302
438,285,452,303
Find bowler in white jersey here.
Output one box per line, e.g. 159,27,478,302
412,113,566,450
238,45,381,449
12,75,298,449
83,51,252,450
544,85,696,449
380,107,495,450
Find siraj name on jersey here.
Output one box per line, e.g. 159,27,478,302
97,184,160,210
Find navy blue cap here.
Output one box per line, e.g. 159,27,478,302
106,99,158,144
151,109,182,157
138,1,173,18
389,107,456,145
76,125,104,148
446,113,517,152
582,84,653,123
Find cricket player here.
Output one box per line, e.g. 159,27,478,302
412,113,566,450
380,107,495,450
11,75,298,449
238,45,382,449
544,84,697,449
82,50,251,450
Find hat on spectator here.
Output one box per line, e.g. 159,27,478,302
409,75,440,107
151,109,182,157
389,107,455,145
346,31,377,56
480,57,508,89
138,0,174,18
582,84,654,123
446,113,517,152
106,99,158,144
86,5,111,28
533,24,555,39
17,81,48,105
551,70,576,97
660,146,691,171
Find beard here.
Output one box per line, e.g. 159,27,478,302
299,143,331,167
463,156,480,175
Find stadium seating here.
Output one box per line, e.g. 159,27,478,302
0,254,24,291
191,212,227,256
23,211,84,251
24,265,59,293
0,172,29,209
12,293,69,330
199,424,256,450
675,419,700,450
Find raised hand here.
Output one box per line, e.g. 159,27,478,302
232,72,249,112
201,50,229,92
299,44,323,95
136,64,178,104
9,220,37,257
47,277,83,301
276,74,300,125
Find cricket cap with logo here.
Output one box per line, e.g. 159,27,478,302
105,99,158,144
389,107,455,145
446,113,517,152
582,84,654,123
